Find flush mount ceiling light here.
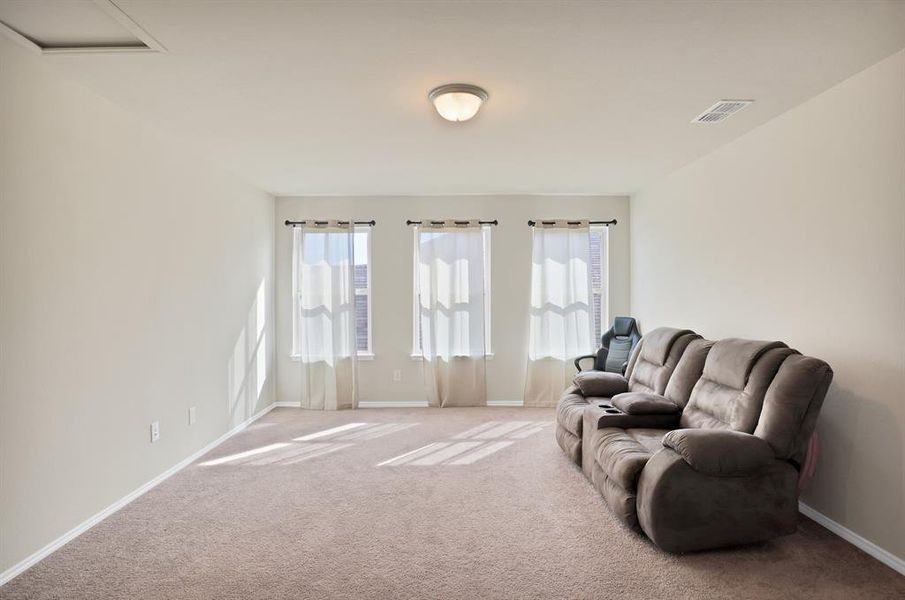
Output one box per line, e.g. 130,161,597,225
428,84,489,122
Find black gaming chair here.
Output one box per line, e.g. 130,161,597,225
574,316,641,374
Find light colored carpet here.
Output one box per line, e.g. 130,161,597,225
4,407,904,599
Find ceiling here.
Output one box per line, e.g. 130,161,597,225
4,0,905,196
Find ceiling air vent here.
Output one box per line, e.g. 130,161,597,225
691,99,754,124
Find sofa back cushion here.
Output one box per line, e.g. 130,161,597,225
680,338,794,432
754,354,833,463
663,338,714,408
625,328,698,395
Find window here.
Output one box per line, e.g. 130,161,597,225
412,226,492,356
291,226,372,358
589,225,609,345
352,227,372,354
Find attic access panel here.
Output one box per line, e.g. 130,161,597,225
0,0,163,54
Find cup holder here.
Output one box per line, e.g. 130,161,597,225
604,409,620,414
598,403,612,409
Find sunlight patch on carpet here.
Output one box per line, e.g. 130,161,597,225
201,422,418,467
379,420,550,466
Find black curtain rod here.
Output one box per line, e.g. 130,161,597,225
284,220,376,227
527,219,617,226
406,220,498,226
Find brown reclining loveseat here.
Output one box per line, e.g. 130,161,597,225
557,331,833,553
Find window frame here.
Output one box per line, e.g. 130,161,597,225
290,226,374,361
411,225,493,359
589,225,609,348
353,225,373,358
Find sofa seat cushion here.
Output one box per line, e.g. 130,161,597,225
593,427,671,491
556,387,589,437
627,428,670,454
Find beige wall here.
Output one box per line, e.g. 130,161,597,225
631,50,905,560
275,195,630,404
0,39,275,574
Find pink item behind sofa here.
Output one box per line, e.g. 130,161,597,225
798,432,819,489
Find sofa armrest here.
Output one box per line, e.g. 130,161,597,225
661,429,775,476
612,392,679,415
573,371,629,397
636,448,799,552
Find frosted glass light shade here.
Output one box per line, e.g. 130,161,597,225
429,84,489,122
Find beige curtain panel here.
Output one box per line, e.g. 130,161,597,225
414,220,488,407
292,224,359,410
524,221,595,407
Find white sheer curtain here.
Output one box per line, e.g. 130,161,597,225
524,221,595,407
415,222,488,407
292,223,358,410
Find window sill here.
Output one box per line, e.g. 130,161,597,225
410,353,494,361
291,353,375,362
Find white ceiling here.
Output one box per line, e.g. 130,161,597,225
6,0,905,196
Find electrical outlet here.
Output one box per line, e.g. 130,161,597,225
392,369,402,382
150,421,160,443
188,407,196,426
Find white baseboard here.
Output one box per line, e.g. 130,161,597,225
359,400,429,408
276,400,428,409
276,400,526,408
0,403,278,587
799,501,905,576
